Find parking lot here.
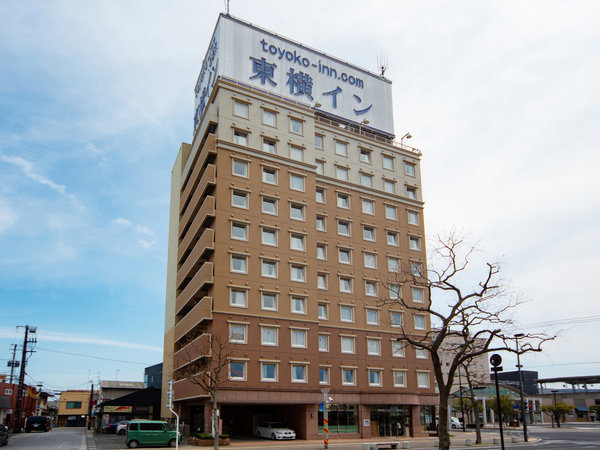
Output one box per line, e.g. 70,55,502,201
91,432,128,449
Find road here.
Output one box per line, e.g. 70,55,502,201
7,427,87,449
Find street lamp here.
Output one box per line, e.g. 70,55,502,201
514,333,528,442
400,132,412,146
359,118,369,134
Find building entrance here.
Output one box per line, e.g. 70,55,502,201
370,405,410,437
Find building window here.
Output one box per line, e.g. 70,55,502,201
335,141,348,156
339,276,352,293
409,236,421,251
261,259,277,278
414,314,426,330
383,179,396,194
363,225,375,241
407,210,419,225
316,188,325,203
262,197,277,215
337,220,350,236
290,145,304,161
341,336,355,354
291,364,307,383
336,166,349,181
317,272,327,290
263,138,276,154
361,199,374,215
393,370,407,387
231,222,248,241
261,292,277,311
232,190,248,209
365,280,377,297
389,284,401,300
364,252,376,269
232,159,248,177
411,261,423,277
337,193,350,209
316,160,324,174
66,401,82,409
417,372,430,388
392,341,405,357
261,362,277,382
387,256,400,273
290,117,303,135
406,186,417,200
416,347,428,359
386,230,398,246
390,311,403,327
230,288,247,307
229,324,247,344
368,370,382,386
340,305,354,322
233,100,249,118
229,361,246,381
290,233,305,251
385,205,397,220
234,130,248,146
290,265,306,283
359,148,372,163
262,167,277,184
319,367,330,384
291,295,306,313
412,287,424,303
342,368,356,385
316,215,326,231
291,329,307,348
405,162,416,176
318,334,329,352
338,248,352,264
318,303,328,320
382,155,394,170
317,243,327,260
290,173,305,191
231,254,247,274
290,203,305,221
366,308,379,325
361,173,373,187
263,109,277,127
261,227,277,246
367,338,381,356
315,134,324,149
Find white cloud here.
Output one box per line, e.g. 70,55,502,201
112,217,156,249
0,201,19,234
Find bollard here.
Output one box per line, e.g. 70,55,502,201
493,438,500,444
512,436,519,443
362,444,370,450
402,442,410,449
434,439,439,447
465,439,472,446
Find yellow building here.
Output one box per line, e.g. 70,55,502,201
57,390,95,427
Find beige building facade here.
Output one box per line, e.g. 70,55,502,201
163,14,436,440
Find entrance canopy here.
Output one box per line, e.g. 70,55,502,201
535,375,600,386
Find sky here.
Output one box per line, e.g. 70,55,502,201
1,0,599,395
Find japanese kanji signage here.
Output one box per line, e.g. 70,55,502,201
194,14,394,136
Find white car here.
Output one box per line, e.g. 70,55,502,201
116,421,129,435
256,422,296,440
450,417,461,429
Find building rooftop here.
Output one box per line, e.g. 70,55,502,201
100,380,144,389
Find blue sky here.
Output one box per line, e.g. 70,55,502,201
1,0,600,393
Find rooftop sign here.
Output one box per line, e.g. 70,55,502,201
194,14,394,136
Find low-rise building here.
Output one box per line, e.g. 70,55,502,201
57,390,97,427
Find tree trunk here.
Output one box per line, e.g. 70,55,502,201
464,370,481,444
212,388,219,450
438,389,451,450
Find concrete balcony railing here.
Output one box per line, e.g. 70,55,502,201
174,296,213,342
179,164,216,239
173,332,211,372
176,228,214,289
178,196,215,263
175,262,214,314
180,133,216,214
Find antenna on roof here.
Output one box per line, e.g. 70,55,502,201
224,0,230,15
377,50,388,78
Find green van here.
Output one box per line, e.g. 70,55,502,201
126,420,179,448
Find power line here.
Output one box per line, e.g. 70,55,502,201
36,346,151,366
529,361,600,369
518,315,600,329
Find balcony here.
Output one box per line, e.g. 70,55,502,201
179,164,216,239
180,133,216,213
174,296,213,342
178,196,215,263
173,332,211,372
175,262,214,314
176,228,214,289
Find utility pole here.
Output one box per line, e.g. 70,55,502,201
8,344,18,384
88,383,94,430
514,333,528,442
12,325,37,433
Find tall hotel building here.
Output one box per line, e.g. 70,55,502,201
163,14,436,440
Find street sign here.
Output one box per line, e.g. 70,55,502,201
514,404,519,410
319,403,324,412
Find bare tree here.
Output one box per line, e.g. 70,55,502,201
462,361,485,444
381,231,553,450
174,331,233,450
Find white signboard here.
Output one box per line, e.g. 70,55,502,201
194,14,394,136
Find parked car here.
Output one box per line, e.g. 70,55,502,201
25,415,52,432
116,421,129,435
256,422,296,440
0,423,8,446
450,417,462,429
126,420,179,448
104,422,120,433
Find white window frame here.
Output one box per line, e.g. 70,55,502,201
290,265,306,283
290,117,303,135
232,190,248,209
261,292,277,311
261,326,278,346
229,288,247,308
290,173,305,192
412,287,424,303
338,248,352,264
262,108,277,127
393,370,407,387
262,138,276,154
232,159,249,178
409,236,421,251
386,230,398,246
261,196,277,215
359,148,372,163
318,303,328,320
417,371,430,388
319,367,330,385
231,222,248,241
261,227,277,246
361,173,373,187
290,233,305,251
335,140,348,156
290,145,304,161
366,308,379,325
405,161,416,176
233,100,249,118
337,193,350,209
339,276,353,293
392,341,405,358
290,295,306,314
261,259,278,278
387,256,400,273
416,347,428,359
317,243,327,260
342,368,356,385
361,199,374,215
318,334,329,352
336,166,349,181
365,280,377,297
340,305,354,322
390,311,403,328
229,360,247,381
316,215,326,231
363,225,375,241
291,329,307,348
367,338,381,356
364,252,376,269
230,254,248,274
389,284,401,300
383,179,396,194
229,324,247,344
262,166,278,184
408,210,419,225
368,369,383,387
291,364,308,383
341,336,355,354
385,205,397,220
337,220,350,236
382,154,394,170
234,130,248,146
261,362,278,382
316,188,325,203
414,314,426,330
290,203,305,221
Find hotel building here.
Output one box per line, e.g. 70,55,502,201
163,14,436,439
